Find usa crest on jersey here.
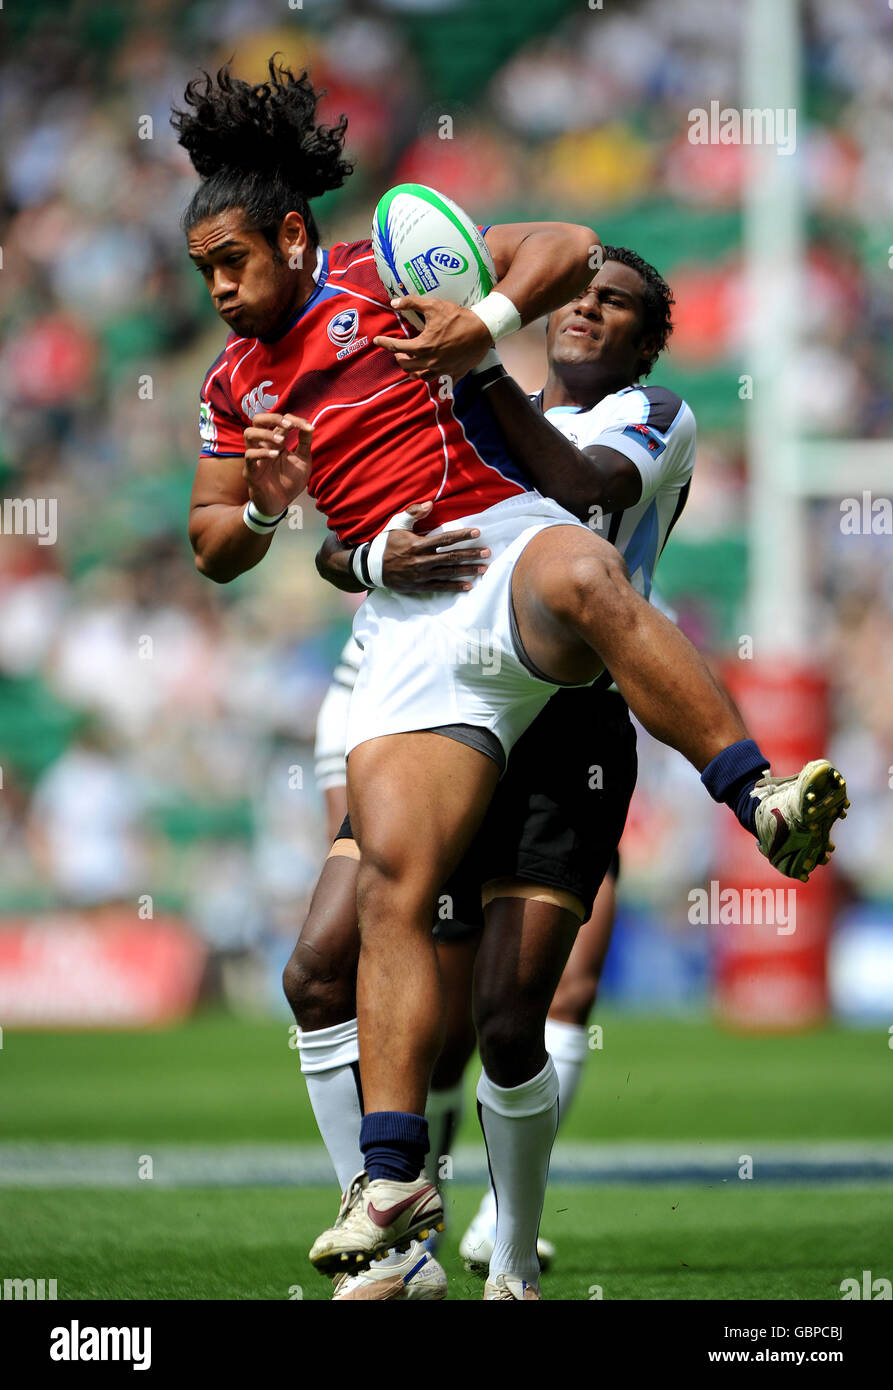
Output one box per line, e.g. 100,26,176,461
327,308,368,360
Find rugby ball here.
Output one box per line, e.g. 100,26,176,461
372,183,496,329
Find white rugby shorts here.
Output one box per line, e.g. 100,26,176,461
313,635,362,791
345,491,596,765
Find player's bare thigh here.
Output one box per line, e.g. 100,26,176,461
511,524,630,685
347,731,500,912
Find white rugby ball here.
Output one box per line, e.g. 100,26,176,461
372,183,496,329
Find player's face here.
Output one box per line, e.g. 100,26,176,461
187,209,306,339
547,260,652,380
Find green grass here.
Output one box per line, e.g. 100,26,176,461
1,1010,889,1144
1,1011,889,1300
0,1184,888,1300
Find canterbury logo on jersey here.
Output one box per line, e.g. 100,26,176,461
242,380,279,419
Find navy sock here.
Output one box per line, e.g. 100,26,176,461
700,739,769,835
360,1111,428,1183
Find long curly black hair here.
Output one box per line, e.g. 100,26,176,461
603,245,675,377
171,56,353,248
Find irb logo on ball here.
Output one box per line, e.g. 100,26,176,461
406,247,470,294
427,248,469,276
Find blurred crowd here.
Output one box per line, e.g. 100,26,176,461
1,0,891,1010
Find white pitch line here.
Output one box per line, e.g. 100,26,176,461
0,1142,892,1188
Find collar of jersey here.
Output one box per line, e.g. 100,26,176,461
259,246,329,343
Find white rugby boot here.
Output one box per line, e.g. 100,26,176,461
751,759,848,882
331,1242,447,1300
309,1171,444,1276
483,1273,542,1300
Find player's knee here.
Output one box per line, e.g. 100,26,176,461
546,542,631,628
474,996,540,1078
355,850,432,930
569,544,630,610
282,942,355,1029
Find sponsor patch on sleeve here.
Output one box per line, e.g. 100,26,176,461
199,401,218,451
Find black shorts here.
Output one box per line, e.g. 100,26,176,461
334,686,636,943
437,686,635,939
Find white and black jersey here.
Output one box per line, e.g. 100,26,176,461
535,384,695,599
433,383,698,931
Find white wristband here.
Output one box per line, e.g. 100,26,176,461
243,500,288,534
366,531,389,589
470,291,522,343
366,508,421,588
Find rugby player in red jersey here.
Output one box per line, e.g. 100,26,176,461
175,60,847,1289
296,250,679,1298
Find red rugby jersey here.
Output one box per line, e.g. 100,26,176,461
198,240,532,544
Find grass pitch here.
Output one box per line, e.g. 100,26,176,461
0,1011,890,1300
1,1184,889,1301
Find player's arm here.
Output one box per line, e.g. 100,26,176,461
189,413,312,583
482,221,600,327
374,221,598,380
315,503,491,596
316,533,364,593
477,373,642,518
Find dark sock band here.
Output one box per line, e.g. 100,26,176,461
700,739,769,836
360,1110,429,1183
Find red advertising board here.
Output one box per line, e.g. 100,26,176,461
714,661,833,1030
0,912,207,1027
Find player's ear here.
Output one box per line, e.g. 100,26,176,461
279,212,310,271
635,330,659,377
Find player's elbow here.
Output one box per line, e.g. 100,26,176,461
194,552,235,584
191,532,230,585
193,548,213,581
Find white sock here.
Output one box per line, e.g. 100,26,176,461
471,1183,497,1235
425,1080,464,1181
471,1026,589,1244
476,1058,559,1285
296,1018,363,1193
544,1018,590,1122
